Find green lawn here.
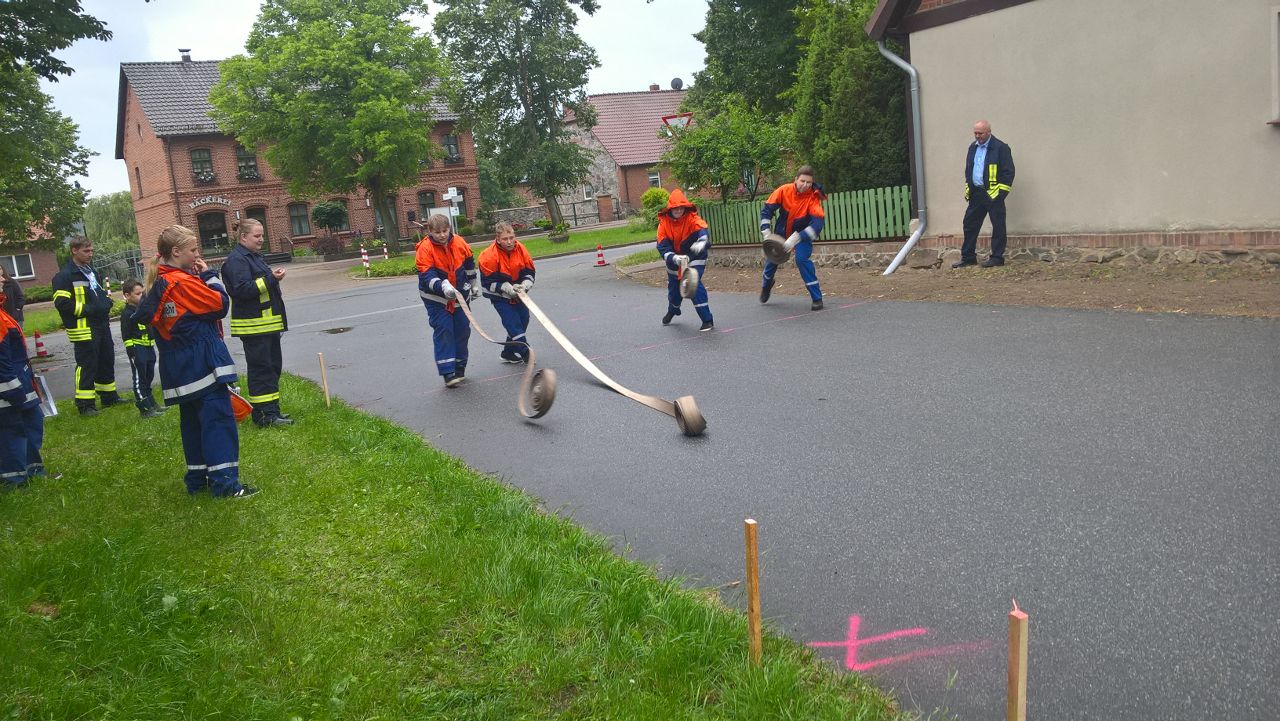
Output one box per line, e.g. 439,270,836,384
21,302,125,336
360,225,656,278
1,375,906,720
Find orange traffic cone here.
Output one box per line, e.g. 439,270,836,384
594,244,608,267
33,330,48,358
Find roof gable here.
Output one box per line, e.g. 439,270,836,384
584,89,687,168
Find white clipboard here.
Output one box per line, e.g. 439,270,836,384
34,373,57,417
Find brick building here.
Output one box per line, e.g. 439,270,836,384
115,54,479,257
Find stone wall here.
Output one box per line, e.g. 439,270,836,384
491,205,549,229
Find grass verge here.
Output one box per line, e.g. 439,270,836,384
20,301,126,336
361,225,655,278
2,375,905,720
617,249,661,267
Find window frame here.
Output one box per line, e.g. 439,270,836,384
0,254,35,280
235,145,260,180
417,190,437,221
647,170,661,187
190,148,212,173
288,202,312,236
443,135,462,164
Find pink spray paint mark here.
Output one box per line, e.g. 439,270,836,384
808,614,994,672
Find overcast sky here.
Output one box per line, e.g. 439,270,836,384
39,0,707,197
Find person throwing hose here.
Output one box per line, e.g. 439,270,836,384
656,189,714,331
760,165,827,311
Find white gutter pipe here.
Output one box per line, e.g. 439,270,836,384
878,40,926,275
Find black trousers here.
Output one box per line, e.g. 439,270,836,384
240,333,283,415
961,189,1008,262
72,326,117,409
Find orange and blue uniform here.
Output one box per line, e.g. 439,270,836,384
478,239,536,362
135,265,245,497
760,182,827,302
0,291,43,486
416,234,478,379
655,189,713,326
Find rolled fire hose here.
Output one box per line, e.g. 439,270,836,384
677,258,700,299
761,232,792,265
517,290,707,437
451,291,556,419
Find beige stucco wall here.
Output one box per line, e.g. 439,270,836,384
909,0,1280,236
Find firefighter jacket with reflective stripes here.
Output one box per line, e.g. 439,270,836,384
760,182,827,242
656,189,710,272
134,265,237,406
416,235,477,309
964,135,1015,201
51,261,114,343
220,243,287,336
477,240,535,302
119,303,153,352
0,298,37,412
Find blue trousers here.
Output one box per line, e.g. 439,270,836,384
0,405,43,487
665,269,713,322
425,302,470,376
128,347,157,409
179,387,242,497
490,299,530,359
762,239,822,301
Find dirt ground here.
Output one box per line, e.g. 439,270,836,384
624,260,1280,318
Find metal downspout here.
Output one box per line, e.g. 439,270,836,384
878,41,926,275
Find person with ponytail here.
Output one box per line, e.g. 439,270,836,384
135,225,257,499
220,218,291,427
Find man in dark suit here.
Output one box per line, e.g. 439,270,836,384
954,120,1015,268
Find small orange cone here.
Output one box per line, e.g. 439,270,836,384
594,244,608,267
33,330,48,358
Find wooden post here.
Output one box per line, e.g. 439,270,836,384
744,518,762,666
318,352,331,408
1008,599,1029,721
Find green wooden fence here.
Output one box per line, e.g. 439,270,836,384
696,185,912,244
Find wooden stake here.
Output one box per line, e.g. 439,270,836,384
744,518,762,666
1008,599,1029,721
318,352,331,408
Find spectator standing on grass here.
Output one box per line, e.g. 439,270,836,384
478,222,536,363
953,119,1015,268
220,218,292,427
1,267,23,328
416,214,479,388
119,278,165,419
760,165,828,311
136,225,257,499
0,283,45,488
51,237,120,416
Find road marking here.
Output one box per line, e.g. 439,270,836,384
808,614,994,672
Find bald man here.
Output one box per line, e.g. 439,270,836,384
954,120,1015,268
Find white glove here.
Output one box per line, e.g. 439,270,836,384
761,228,771,241
469,283,481,300
783,232,802,252
520,278,534,292
673,254,690,267
440,280,457,299
690,239,708,255
500,282,516,299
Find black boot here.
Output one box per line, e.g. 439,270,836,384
760,278,774,304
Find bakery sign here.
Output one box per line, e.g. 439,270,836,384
189,195,231,209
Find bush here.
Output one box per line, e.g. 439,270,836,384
22,285,54,303
291,247,314,257
533,218,553,230
638,187,670,230
313,236,345,256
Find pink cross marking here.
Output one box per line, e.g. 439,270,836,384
808,614,993,672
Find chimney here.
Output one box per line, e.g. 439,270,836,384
179,48,192,62
648,83,660,92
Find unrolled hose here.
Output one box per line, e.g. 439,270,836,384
452,293,556,419
517,290,706,436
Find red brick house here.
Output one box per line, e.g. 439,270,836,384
115,55,479,256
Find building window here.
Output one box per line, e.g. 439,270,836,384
648,170,661,187
134,166,142,197
196,211,229,253
236,145,260,180
327,199,350,231
0,254,34,280
443,135,461,164
288,203,311,236
191,148,215,184
417,190,436,220
453,188,467,219
371,195,397,231
582,183,595,201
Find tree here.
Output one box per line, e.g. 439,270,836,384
662,97,790,204
81,191,139,254
788,0,908,192
310,201,348,240
0,0,111,82
685,0,808,118
476,153,520,210
434,0,600,227
210,0,446,251
0,67,91,248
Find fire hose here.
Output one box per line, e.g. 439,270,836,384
452,292,556,419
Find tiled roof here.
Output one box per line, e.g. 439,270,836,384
116,59,458,156
583,89,687,168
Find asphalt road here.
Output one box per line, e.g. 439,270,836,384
35,247,1280,719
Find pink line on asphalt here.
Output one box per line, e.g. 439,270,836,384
807,614,992,672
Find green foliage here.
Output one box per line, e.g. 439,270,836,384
789,0,909,191
634,187,670,231
662,97,790,204
434,0,600,226
82,191,139,254
616,248,661,267
0,0,112,82
210,0,445,251
20,284,53,303
0,67,91,248
532,218,553,230
685,0,806,118
312,235,345,256
310,200,349,236
476,153,521,209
